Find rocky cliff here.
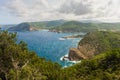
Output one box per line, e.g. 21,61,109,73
68,48,87,61
68,31,120,61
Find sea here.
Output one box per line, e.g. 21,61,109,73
1,27,85,67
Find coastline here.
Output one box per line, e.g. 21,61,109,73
60,54,81,68
62,34,84,39
58,34,85,41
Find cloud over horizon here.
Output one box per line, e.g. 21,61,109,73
1,0,120,22
58,0,92,15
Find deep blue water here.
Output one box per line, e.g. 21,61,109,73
1,27,83,67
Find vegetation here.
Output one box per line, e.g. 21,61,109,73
28,19,66,29
8,20,120,32
51,21,120,32
61,49,120,80
0,30,120,80
8,20,66,31
8,23,30,31
78,31,120,58
0,30,61,80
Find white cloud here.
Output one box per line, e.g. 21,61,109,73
58,0,92,15
2,0,120,22
58,0,120,21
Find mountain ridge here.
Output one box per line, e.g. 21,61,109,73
8,20,120,32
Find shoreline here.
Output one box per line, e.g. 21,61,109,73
60,54,81,68
62,34,84,39
58,34,85,41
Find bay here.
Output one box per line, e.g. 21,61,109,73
1,26,83,67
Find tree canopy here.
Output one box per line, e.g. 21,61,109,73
0,30,120,80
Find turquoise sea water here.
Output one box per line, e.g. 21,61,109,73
17,30,83,67
2,27,84,67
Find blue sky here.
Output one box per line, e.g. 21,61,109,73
0,0,120,24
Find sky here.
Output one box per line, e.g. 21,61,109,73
0,0,120,24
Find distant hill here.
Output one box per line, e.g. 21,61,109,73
51,21,120,32
8,20,66,31
28,19,66,29
8,23,31,31
8,20,120,32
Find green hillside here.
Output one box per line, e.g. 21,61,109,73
8,23,31,31
51,21,120,32
28,19,66,29
0,30,120,80
62,49,120,80
8,20,120,32
78,31,120,58
8,20,66,31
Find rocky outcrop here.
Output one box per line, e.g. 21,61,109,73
68,31,120,61
68,48,87,61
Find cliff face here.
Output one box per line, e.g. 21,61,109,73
68,31,120,61
68,48,87,61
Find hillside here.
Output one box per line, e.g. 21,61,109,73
8,20,66,31
8,23,33,31
51,21,120,32
68,31,120,61
8,20,120,32
29,19,66,29
62,49,120,80
0,30,120,80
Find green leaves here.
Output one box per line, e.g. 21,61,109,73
0,31,61,80
0,30,120,80
62,49,120,80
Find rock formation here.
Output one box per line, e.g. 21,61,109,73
68,48,87,61
68,31,120,61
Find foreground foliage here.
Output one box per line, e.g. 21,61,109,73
61,49,120,80
0,31,61,80
0,30,120,80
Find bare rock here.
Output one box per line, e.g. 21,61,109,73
68,48,87,61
